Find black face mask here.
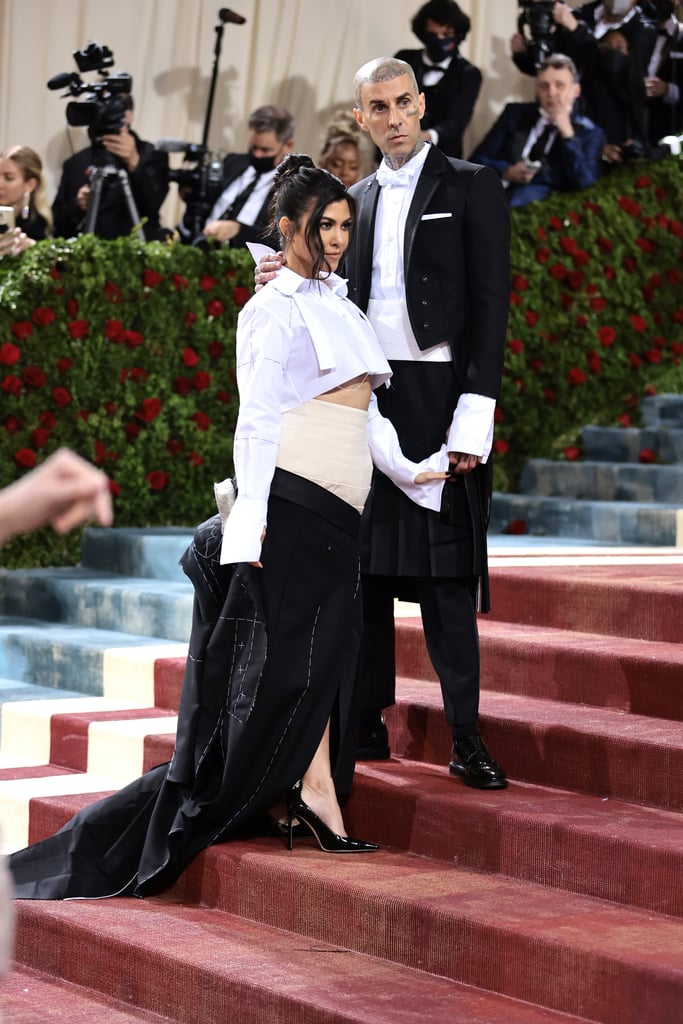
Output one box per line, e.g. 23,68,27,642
249,153,277,174
423,32,456,63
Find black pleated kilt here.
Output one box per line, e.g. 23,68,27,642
359,361,491,605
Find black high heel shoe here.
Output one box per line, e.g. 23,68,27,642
286,780,379,853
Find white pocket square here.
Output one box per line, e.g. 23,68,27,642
421,212,452,221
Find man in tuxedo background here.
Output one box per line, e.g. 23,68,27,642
470,53,604,207
393,0,482,158
644,0,683,145
180,104,294,249
348,57,510,788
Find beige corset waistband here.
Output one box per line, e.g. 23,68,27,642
276,398,373,513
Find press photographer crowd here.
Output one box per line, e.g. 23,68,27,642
0,0,682,258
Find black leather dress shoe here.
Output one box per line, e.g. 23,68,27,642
356,713,390,760
449,734,508,789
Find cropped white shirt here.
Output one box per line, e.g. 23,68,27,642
220,267,447,564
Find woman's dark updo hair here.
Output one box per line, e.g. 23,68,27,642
269,153,355,279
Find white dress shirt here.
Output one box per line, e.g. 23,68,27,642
220,267,445,564
369,143,496,466
207,166,277,226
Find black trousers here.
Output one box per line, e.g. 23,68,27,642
357,573,480,738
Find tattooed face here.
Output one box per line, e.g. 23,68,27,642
353,74,426,167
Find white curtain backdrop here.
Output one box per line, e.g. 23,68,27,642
0,0,537,230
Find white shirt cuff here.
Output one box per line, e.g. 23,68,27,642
219,496,267,564
446,393,496,463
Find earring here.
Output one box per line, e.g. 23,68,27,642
21,192,30,220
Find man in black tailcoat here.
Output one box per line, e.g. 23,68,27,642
347,57,510,787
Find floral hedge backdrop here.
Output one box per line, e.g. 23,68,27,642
0,156,682,566
0,235,253,566
496,155,683,491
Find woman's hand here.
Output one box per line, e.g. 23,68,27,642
255,251,284,291
248,527,267,568
0,227,34,257
414,470,449,484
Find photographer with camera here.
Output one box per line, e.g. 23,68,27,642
52,93,169,241
470,53,604,207
178,105,294,249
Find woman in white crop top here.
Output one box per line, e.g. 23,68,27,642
219,155,446,853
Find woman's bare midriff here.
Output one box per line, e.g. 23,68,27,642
314,374,372,410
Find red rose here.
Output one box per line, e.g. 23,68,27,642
571,249,589,267
189,451,204,466
39,412,56,427
142,269,164,289
509,292,521,306
630,315,647,333
525,310,539,326
506,519,527,535
109,479,122,496
190,411,212,431
542,388,556,404
30,428,51,449
49,268,61,280
618,413,631,426
668,220,683,238
94,440,107,465
530,359,544,373
10,321,33,341
216,390,232,405
193,371,211,390
535,247,551,264
604,267,616,281
208,341,224,361
182,347,199,367
667,269,681,285
560,236,577,254
129,367,148,382
136,397,162,423
648,274,662,289
105,402,116,416
174,377,192,396
622,256,637,273
639,448,657,464
587,351,601,374
494,407,505,423
493,438,509,454
2,375,22,396
575,315,588,329
512,274,529,291
590,297,606,311
628,353,642,368
671,342,683,358
508,338,524,355
597,326,616,347
232,286,251,307
14,448,36,469
66,299,79,318
3,415,22,435
568,368,587,385
548,215,563,231
183,311,198,329
166,439,184,456
560,293,574,311
105,319,126,342
146,470,170,491
673,309,683,323
103,280,123,303
57,358,74,374
206,299,224,318
618,196,641,217
550,263,567,280
634,175,650,189
0,343,21,365
199,275,218,291
644,349,662,364
636,236,656,254
52,387,72,407
563,446,581,461
76,409,90,422
597,236,614,253
67,319,89,339
171,274,189,290
567,271,584,290
22,366,46,388
125,422,141,439
124,330,144,349
652,335,666,350
32,306,56,326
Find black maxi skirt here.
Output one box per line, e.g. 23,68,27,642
9,469,363,900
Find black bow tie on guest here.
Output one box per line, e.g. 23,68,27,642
220,173,260,221
528,123,555,162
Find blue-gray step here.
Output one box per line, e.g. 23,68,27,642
490,492,682,546
0,618,184,696
582,424,683,464
0,568,192,643
519,459,683,503
641,392,683,429
80,527,194,582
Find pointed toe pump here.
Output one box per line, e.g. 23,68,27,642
286,780,379,853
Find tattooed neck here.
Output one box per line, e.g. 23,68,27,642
383,138,426,171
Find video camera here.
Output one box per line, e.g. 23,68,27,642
156,138,225,239
47,42,133,143
518,0,556,68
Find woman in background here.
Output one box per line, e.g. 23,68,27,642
0,145,51,256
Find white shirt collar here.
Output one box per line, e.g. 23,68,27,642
376,141,430,188
270,266,348,298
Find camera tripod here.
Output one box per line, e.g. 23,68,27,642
83,161,145,240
